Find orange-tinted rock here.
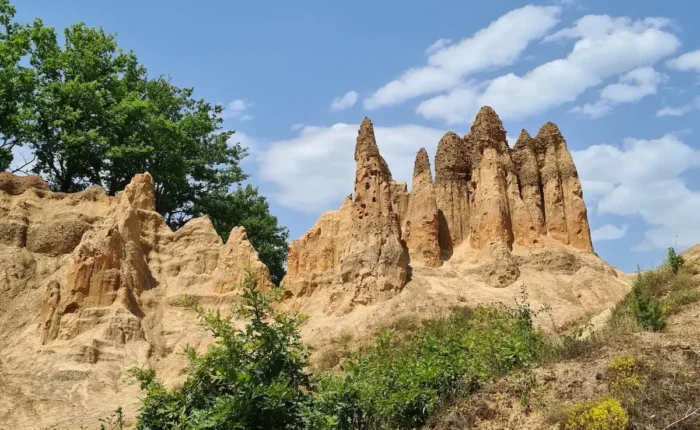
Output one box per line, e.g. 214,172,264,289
403,148,442,267
340,118,409,305
0,172,50,195
434,132,470,252
213,226,272,293
512,130,546,235
532,123,592,250
466,107,516,249
284,119,409,311
28,172,273,343
285,110,594,312
285,195,354,298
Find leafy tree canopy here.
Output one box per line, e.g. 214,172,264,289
0,1,288,281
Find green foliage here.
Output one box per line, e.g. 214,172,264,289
131,268,318,429
197,185,289,285
98,407,125,430
0,1,288,279
630,273,666,331
667,246,685,274
563,397,628,430
0,0,34,171
313,298,550,430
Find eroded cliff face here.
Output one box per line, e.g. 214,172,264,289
0,106,618,429
0,172,271,428
284,106,598,311
285,119,409,314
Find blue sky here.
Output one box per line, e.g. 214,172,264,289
13,0,700,272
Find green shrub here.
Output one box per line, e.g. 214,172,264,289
563,397,628,430
313,300,550,429
130,268,326,430
667,247,685,274
630,274,666,331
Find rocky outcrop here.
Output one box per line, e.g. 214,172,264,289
534,123,592,250
0,172,50,195
512,130,545,235
403,148,442,268
286,106,594,305
0,171,273,426
285,119,409,312
434,132,470,253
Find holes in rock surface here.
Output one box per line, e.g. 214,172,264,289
372,197,376,203
365,182,370,190
63,302,80,314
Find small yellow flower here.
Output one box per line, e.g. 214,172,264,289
564,397,628,430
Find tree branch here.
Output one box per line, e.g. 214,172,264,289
663,406,700,429
10,153,36,175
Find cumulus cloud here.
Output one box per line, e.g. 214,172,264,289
572,67,665,118
417,15,680,124
226,130,258,167
572,133,700,251
592,224,629,241
363,5,562,110
256,123,445,212
666,49,700,72
222,99,253,120
656,96,700,117
331,91,358,111
425,38,452,55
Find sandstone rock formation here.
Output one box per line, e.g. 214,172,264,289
285,118,409,313
285,106,599,309
403,148,442,268
0,172,271,428
285,109,628,374
0,107,620,429
434,131,471,253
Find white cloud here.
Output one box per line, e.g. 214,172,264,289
417,15,680,124
227,130,258,169
256,123,444,212
656,96,700,117
330,91,358,111
572,133,700,251
222,99,253,120
592,224,629,241
290,123,304,131
363,5,562,110
425,38,451,55
573,67,665,118
666,49,700,72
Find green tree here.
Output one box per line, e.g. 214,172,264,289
0,2,288,278
0,0,33,171
197,185,289,285
131,269,321,430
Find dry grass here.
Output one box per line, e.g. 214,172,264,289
422,262,700,429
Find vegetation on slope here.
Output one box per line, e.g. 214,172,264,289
427,248,700,429
120,248,700,429
127,270,552,430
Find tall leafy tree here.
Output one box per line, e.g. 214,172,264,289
0,0,33,171
0,1,288,281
